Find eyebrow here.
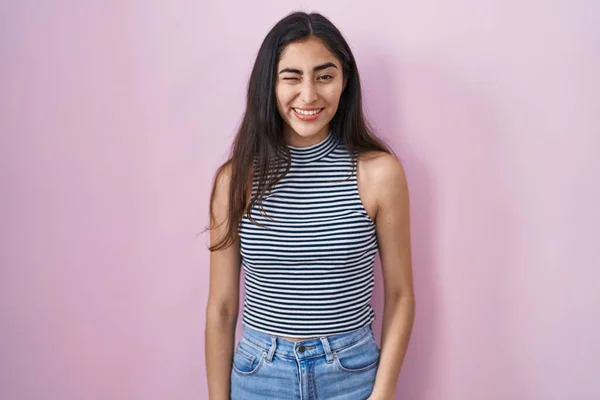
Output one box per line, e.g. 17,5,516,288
278,62,338,74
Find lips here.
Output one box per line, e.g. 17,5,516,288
292,108,324,116
292,107,323,122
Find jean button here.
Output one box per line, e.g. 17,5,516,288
297,345,305,353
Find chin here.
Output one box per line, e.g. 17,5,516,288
287,122,328,138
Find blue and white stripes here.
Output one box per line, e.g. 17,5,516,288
239,133,378,338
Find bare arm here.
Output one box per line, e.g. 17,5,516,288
363,153,415,399
205,164,241,400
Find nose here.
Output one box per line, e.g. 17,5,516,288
299,80,318,104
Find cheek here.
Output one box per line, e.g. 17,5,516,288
322,85,343,107
276,85,295,106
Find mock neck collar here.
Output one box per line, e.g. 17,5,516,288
286,132,338,164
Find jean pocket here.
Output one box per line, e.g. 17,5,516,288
333,332,380,373
232,338,266,375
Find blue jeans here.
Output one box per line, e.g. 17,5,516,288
230,324,380,399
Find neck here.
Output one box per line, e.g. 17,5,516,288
283,124,330,148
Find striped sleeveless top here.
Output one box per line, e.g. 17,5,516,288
239,133,378,338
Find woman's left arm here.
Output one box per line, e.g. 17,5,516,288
368,154,415,399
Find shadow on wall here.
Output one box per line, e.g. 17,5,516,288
360,50,438,400
362,49,526,399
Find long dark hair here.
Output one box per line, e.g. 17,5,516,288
208,11,391,251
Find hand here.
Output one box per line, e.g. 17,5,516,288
367,391,394,400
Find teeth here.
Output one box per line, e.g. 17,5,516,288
294,108,321,116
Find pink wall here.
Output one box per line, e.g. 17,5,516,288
1,1,599,399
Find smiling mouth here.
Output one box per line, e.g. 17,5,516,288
293,108,324,116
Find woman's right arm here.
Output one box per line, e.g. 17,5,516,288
205,163,241,399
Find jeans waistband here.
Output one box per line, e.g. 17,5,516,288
239,324,374,362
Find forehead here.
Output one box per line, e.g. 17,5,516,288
278,37,340,67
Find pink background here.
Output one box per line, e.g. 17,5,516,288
2,1,599,399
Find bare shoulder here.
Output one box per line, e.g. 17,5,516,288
213,160,233,193
358,151,407,187
210,160,234,222
211,159,254,220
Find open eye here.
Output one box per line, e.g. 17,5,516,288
318,74,333,81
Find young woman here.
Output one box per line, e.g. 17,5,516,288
205,11,415,400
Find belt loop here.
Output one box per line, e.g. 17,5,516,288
266,335,277,363
320,336,334,363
